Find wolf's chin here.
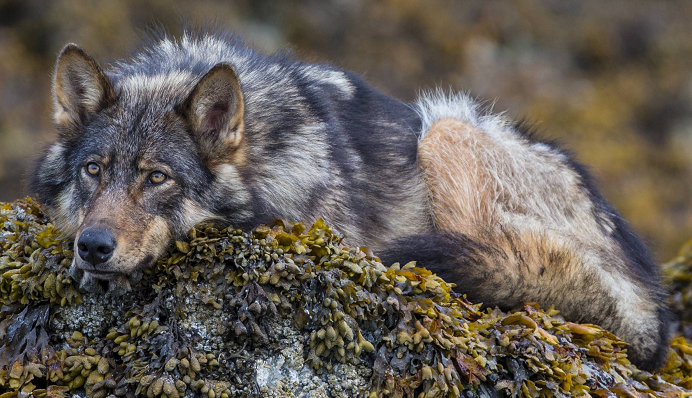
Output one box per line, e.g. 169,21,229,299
69,258,141,295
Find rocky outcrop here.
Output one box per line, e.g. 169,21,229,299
1,197,691,397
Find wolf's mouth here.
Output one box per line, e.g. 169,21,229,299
73,253,156,280
85,269,125,278
73,258,125,279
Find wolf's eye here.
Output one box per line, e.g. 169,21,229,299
149,171,167,184
85,162,100,176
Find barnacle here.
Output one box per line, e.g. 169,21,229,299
1,197,692,397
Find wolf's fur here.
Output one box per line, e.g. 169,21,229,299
30,32,669,369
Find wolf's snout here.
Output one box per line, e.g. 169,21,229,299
77,228,116,266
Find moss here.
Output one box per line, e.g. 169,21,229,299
1,197,692,397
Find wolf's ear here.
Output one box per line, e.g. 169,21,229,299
53,44,115,131
178,63,244,160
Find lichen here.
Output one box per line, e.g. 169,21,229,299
1,197,692,397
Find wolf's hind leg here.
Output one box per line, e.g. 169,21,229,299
405,94,670,369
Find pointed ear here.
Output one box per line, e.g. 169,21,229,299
53,44,115,130
177,63,245,160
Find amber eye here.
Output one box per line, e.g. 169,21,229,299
85,162,100,176
149,171,167,184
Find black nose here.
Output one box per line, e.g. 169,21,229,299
77,228,116,266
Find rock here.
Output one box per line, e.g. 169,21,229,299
1,197,692,397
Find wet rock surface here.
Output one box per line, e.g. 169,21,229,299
2,197,692,397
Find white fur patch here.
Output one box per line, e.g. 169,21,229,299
181,198,221,231
302,67,355,99
213,163,252,206
120,71,194,97
56,184,79,236
46,143,65,165
415,90,478,139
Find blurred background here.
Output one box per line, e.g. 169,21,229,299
0,0,690,260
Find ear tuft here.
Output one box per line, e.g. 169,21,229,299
178,63,245,161
53,43,115,130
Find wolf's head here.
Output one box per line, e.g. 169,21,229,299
31,44,253,288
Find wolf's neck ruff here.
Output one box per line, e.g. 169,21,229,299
30,31,669,370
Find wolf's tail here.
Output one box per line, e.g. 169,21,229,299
381,91,671,370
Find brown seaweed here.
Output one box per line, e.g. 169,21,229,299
1,197,692,397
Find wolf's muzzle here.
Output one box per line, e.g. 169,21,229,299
77,228,116,266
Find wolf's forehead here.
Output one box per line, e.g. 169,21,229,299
117,71,197,106
107,72,197,138
96,99,191,164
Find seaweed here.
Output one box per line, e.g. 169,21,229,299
664,238,692,340
1,197,692,397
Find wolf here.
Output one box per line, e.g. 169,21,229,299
30,31,669,369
